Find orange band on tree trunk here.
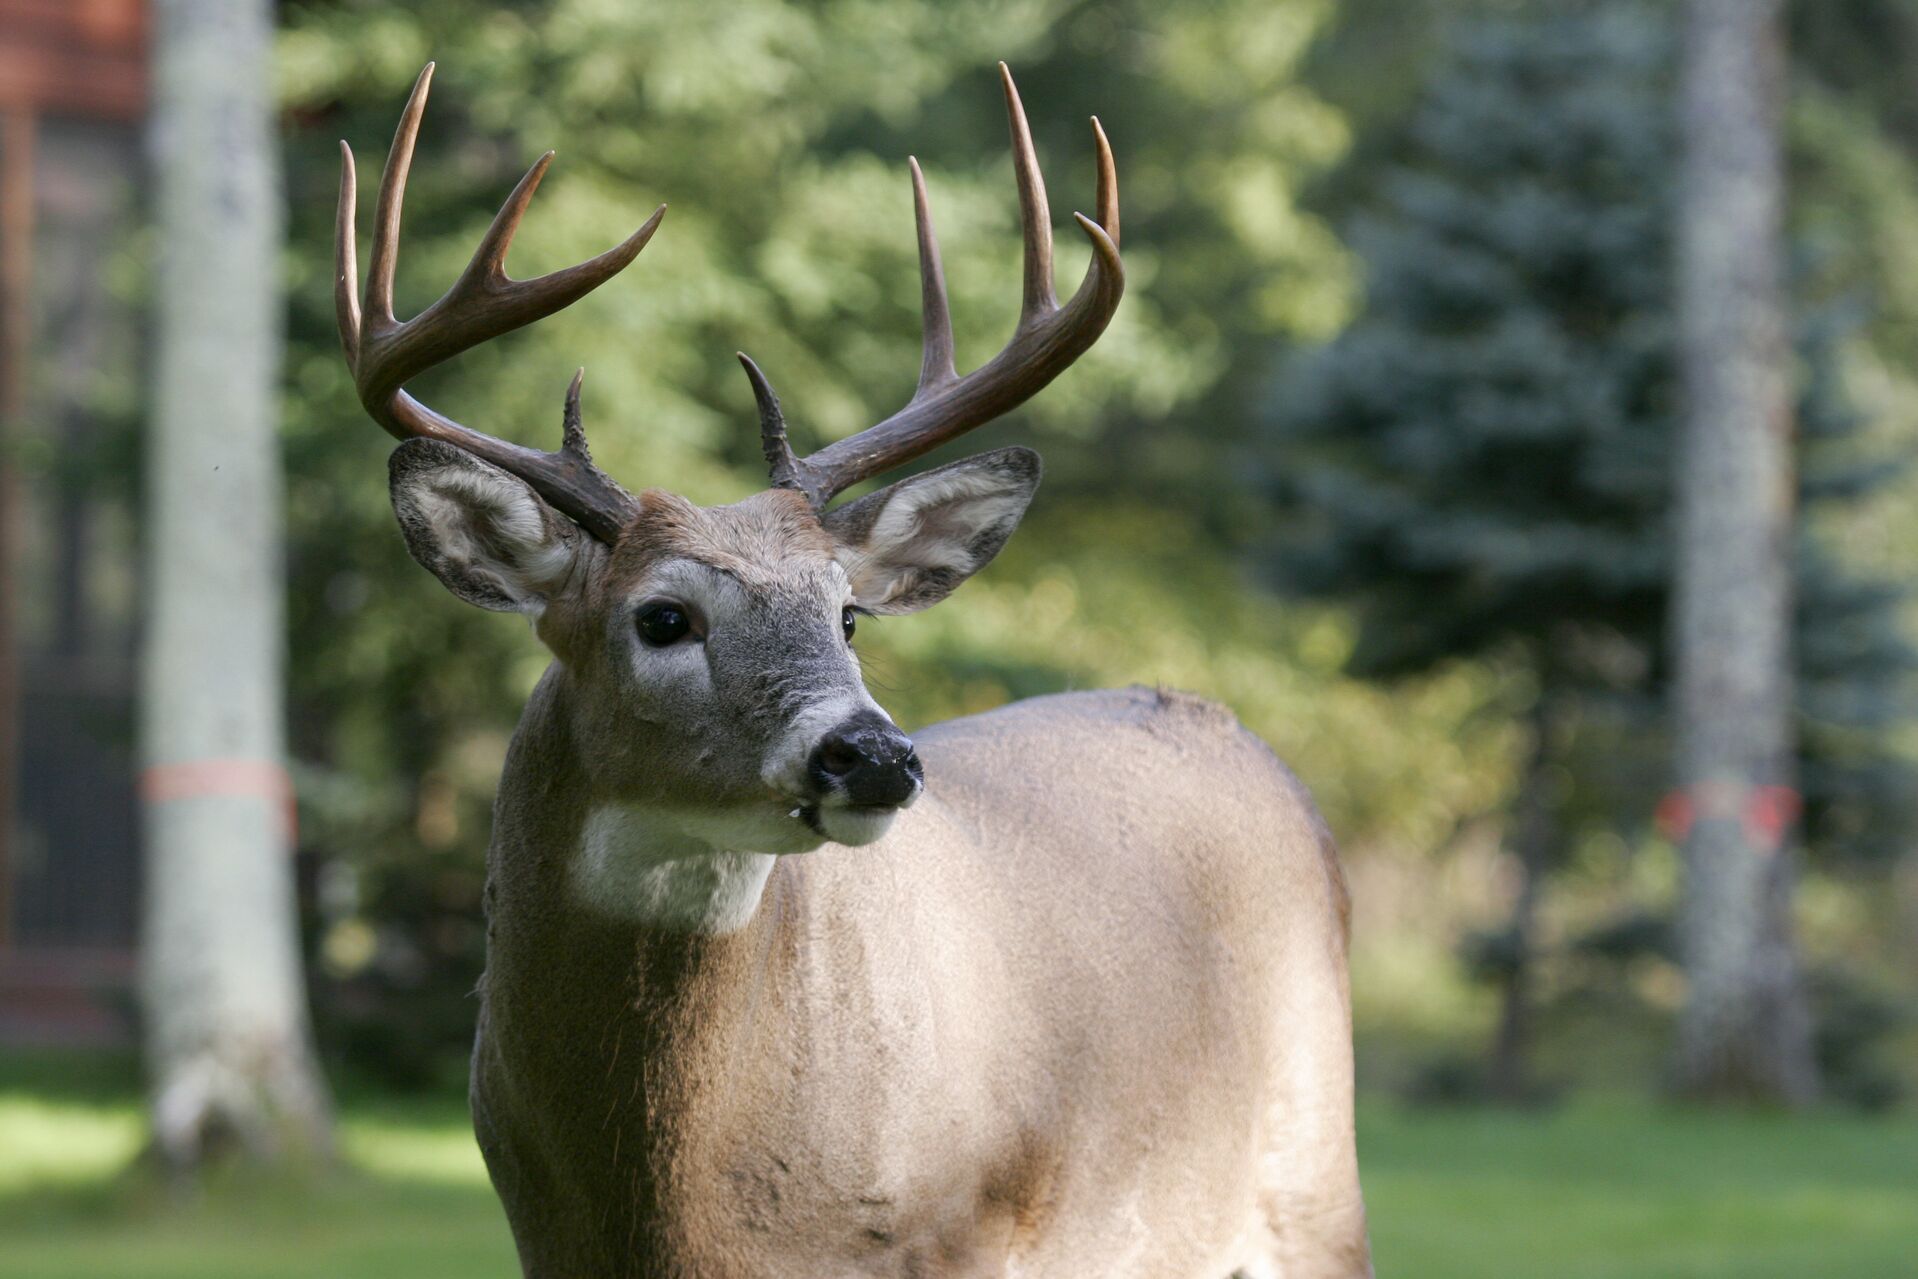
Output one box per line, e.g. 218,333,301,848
139,758,296,844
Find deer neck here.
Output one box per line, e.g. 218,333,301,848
477,669,953,1249
571,805,778,935
496,663,796,934
481,664,815,1059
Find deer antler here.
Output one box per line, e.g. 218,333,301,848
743,63,1123,510
336,63,664,544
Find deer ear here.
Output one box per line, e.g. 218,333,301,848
822,447,1040,614
389,439,585,614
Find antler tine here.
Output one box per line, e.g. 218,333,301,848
336,64,666,546
366,63,433,329
561,368,590,459
449,156,666,329
468,149,556,287
1091,115,1119,249
909,157,957,396
335,140,362,365
738,352,824,505
1001,62,1056,323
764,64,1124,510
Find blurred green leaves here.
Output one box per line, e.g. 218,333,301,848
271,0,1508,1081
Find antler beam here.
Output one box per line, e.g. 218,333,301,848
336,63,663,544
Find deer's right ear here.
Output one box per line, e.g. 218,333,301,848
389,439,585,614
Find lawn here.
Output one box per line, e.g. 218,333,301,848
1361,1101,1918,1277
0,1092,515,1279
0,1069,1913,1278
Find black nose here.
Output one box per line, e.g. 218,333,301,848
808,712,922,808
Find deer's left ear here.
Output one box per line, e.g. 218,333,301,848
822,447,1040,614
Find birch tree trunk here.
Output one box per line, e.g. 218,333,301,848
1671,0,1818,1105
141,0,331,1170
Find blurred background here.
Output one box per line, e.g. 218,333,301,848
2,0,1916,1275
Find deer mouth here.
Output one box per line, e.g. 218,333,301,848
795,800,906,848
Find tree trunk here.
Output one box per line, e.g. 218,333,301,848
1671,0,1817,1105
1487,690,1557,1105
140,0,331,1171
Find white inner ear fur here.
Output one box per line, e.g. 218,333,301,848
839,465,1028,610
416,468,575,612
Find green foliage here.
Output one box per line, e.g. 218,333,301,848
270,0,1527,1083
1806,965,1912,1111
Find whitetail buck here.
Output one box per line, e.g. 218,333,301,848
336,63,1370,1278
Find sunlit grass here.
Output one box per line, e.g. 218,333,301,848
337,1112,489,1186
0,1093,490,1195
0,1096,142,1194
0,1084,514,1279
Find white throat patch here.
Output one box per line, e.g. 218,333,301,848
574,805,778,934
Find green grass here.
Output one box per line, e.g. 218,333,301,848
1361,1100,1918,1278
0,1091,516,1279
1,1073,1913,1277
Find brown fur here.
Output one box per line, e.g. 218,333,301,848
615,487,838,585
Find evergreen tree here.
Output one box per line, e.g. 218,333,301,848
1261,0,1913,1099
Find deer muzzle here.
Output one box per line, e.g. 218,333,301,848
808,711,923,811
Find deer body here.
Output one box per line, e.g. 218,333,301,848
474,680,1364,1277
338,63,1370,1277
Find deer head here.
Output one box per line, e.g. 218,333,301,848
335,63,1122,865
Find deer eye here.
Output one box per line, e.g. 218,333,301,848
637,602,693,647
842,607,857,643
